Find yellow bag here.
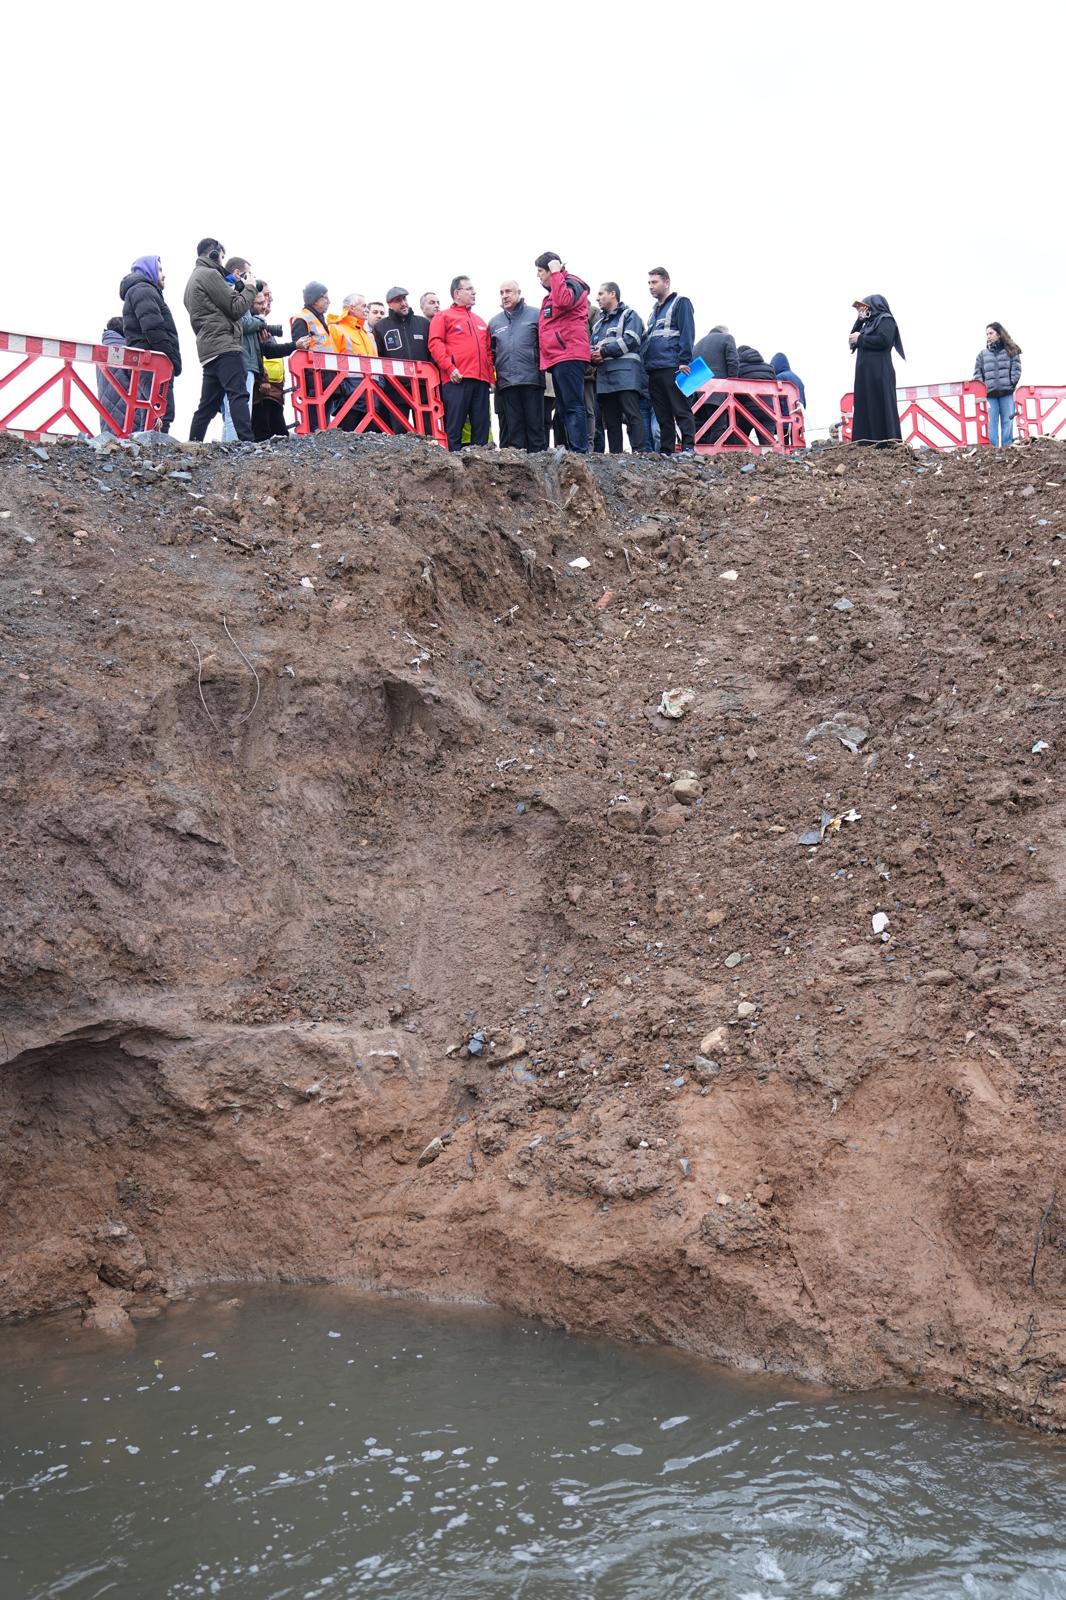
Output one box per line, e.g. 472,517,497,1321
262,356,285,384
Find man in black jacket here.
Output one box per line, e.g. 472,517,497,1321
734,345,778,446
120,254,182,432
692,324,739,446
373,286,432,432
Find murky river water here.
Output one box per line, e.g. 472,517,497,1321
1,1286,1065,1599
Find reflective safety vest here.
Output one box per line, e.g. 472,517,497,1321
327,313,376,359
290,307,332,350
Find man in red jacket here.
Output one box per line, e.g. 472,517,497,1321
428,276,493,450
535,250,591,452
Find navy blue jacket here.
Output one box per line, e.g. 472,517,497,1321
642,292,695,372
771,352,806,407
591,303,644,393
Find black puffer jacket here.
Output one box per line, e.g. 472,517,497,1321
736,345,776,382
120,272,182,375
974,341,1021,397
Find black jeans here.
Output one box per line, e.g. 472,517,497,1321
551,360,588,452
190,351,253,442
252,397,288,440
442,377,490,450
496,385,545,452
648,366,695,453
599,389,646,453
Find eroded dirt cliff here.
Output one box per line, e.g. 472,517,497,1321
1,430,1064,1427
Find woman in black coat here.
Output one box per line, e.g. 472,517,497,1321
120,255,182,432
849,294,904,444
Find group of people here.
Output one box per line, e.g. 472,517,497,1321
97,243,1023,453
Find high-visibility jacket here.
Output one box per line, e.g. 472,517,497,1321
327,312,376,359
290,307,332,350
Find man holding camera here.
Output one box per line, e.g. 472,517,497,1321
184,238,262,442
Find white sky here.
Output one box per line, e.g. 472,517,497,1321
2,0,1063,437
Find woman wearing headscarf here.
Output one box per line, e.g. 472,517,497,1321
120,254,182,432
974,322,1022,446
848,295,904,444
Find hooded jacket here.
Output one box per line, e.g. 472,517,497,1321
120,264,182,375
488,300,541,389
771,352,806,407
97,320,131,433
183,253,258,365
538,271,591,369
643,291,695,373
429,304,493,384
974,341,1021,397
736,346,777,383
590,303,645,394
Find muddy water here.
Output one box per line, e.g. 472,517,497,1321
2,1289,1065,1599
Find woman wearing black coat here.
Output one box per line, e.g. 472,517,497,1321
848,294,904,444
120,255,182,432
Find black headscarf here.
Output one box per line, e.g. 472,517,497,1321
855,294,905,359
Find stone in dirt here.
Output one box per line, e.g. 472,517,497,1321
417,1137,445,1167
608,799,649,832
671,777,703,804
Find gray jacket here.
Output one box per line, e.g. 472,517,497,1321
488,300,541,389
974,342,1021,397
590,303,644,393
693,328,739,381
183,254,258,366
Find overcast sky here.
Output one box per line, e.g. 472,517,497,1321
2,0,1062,437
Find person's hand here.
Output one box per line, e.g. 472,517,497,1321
848,332,859,348
548,259,562,273
590,348,603,364
679,364,691,376
296,336,312,351
449,367,462,384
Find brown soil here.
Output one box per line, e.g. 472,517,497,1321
2,430,1065,1428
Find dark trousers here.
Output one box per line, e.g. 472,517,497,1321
496,385,545,452
190,351,253,442
442,377,490,451
599,389,646,453
551,360,588,452
253,397,288,440
648,366,695,454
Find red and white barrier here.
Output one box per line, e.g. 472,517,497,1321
840,380,989,448
0,330,172,441
1013,386,1066,443
290,350,446,444
690,377,805,455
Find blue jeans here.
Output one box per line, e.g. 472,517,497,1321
550,360,589,452
639,393,661,452
222,371,255,441
988,392,1015,446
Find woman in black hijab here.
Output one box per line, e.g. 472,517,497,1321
848,294,904,444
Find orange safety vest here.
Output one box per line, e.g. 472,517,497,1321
327,313,377,360
290,307,332,350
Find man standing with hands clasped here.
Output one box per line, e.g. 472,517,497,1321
428,276,493,450
643,266,696,456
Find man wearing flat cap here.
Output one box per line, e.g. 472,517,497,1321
373,286,432,433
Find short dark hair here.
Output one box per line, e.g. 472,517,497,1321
197,236,222,257
224,256,249,276
106,315,125,336
450,275,470,299
648,266,670,281
600,281,621,300
535,251,560,271
369,301,385,312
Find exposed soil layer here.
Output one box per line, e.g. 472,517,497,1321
2,430,1065,1428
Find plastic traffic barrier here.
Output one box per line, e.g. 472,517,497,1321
839,381,989,448
289,351,446,443
0,330,172,440
690,377,805,454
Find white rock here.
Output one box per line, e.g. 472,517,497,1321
872,912,890,935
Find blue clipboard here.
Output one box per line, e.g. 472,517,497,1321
675,356,714,396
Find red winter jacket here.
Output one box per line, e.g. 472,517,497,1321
428,304,493,383
538,270,591,369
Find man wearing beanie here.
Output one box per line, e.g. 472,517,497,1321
290,283,333,431
184,237,260,442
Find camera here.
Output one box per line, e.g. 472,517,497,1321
263,323,283,338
